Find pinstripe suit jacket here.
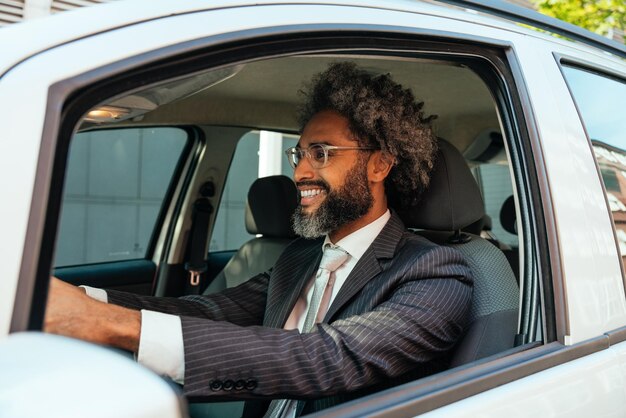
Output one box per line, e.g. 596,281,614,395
107,212,472,416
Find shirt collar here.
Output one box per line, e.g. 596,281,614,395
323,209,391,262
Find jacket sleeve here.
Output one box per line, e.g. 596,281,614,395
180,246,472,400
106,271,270,327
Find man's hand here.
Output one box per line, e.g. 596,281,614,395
44,277,141,352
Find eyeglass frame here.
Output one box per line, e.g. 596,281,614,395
284,143,379,169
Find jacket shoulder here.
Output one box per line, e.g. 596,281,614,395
394,231,473,284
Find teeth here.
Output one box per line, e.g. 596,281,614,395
301,189,323,198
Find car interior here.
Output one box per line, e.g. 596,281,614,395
51,52,532,415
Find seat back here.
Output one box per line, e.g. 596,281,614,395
204,175,298,294
498,194,520,282
398,139,519,366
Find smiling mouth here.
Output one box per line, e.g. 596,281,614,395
301,189,323,198
299,188,327,207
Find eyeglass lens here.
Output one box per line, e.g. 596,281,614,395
287,145,328,169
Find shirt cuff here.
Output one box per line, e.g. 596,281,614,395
80,286,108,303
137,310,185,384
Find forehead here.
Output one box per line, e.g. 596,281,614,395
298,110,356,147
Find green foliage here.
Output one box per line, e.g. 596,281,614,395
532,0,625,38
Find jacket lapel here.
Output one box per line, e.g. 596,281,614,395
264,239,323,328
324,212,405,320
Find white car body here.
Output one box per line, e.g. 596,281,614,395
1,1,625,417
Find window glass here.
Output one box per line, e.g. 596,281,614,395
55,127,188,267
562,66,625,148
209,131,298,252
562,65,626,267
474,163,518,247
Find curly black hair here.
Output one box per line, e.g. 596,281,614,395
299,62,437,208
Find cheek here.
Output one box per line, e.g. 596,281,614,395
320,156,367,190
322,173,344,192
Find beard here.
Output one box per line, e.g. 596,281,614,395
292,159,373,239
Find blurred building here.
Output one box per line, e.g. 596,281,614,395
593,143,626,268
0,0,114,26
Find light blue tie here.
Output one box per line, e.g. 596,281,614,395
302,244,349,332
264,244,349,418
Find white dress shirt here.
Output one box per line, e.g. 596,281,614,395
84,210,391,384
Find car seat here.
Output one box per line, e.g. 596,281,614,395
397,139,520,366
203,175,298,295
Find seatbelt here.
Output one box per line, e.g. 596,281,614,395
184,182,215,295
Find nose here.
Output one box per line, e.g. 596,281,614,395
293,155,315,183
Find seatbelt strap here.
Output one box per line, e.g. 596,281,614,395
184,197,213,294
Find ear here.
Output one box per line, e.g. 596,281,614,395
368,151,395,183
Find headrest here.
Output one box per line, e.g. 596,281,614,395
500,195,517,235
399,139,485,231
464,214,492,235
245,175,298,238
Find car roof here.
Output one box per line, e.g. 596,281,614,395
129,55,499,153
1,0,623,79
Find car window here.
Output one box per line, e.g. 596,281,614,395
54,127,188,267
35,29,546,414
562,65,626,269
209,130,298,252
473,162,518,247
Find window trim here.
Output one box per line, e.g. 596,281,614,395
14,23,560,413
479,47,557,345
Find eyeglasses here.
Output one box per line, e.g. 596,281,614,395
285,144,378,169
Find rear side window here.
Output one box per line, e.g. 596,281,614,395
473,163,517,247
562,65,626,267
54,127,188,267
209,130,297,252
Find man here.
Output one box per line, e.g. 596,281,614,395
45,62,472,416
